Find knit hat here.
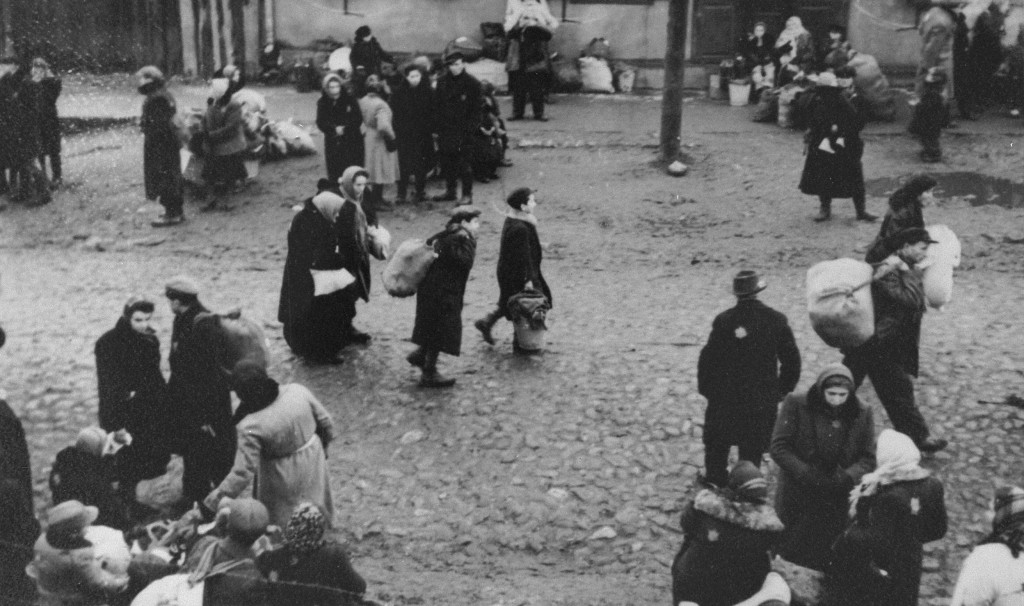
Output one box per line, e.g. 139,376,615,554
284,502,328,555
507,187,534,210
76,427,107,458
165,275,200,297
727,460,768,503
123,295,155,318
993,485,1024,534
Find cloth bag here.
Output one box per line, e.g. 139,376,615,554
382,239,438,297
310,269,355,296
579,56,614,93
921,224,960,310
806,258,875,348
367,225,392,261
135,455,185,516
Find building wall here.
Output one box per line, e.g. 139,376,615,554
847,0,921,68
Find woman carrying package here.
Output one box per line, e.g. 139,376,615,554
474,187,552,351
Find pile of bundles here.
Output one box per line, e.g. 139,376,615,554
806,225,961,350
560,37,637,94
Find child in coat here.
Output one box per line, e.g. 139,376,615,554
908,67,950,163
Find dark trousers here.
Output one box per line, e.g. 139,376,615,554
510,70,546,118
39,153,62,182
439,147,473,197
702,438,766,488
919,134,942,162
181,430,236,507
159,182,185,217
843,347,930,444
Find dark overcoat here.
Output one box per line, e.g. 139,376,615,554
412,225,477,356
10,68,43,163
258,542,366,606
828,477,947,606
350,38,393,76
770,387,876,570
38,76,62,155
863,263,926,377
908,90,949,139
434,70,482,153
316,92,365,181
278,200,348,358
335,198,377,303
0,73,16,169
391,80,435,173
140,84,183,201
798,86,866,199
48,447,127,530
95,316,170,482
496,216,551,319
697,298,801,448
1,399,40,601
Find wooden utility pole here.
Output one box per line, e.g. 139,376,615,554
659,0,689,163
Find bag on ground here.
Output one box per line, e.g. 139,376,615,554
135,455,184,516
921,224,961,310
382,239,438,297
579,56,615,93
806,258,875,349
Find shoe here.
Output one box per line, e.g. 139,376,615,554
457,195,473,205
432,190,457,202
813,211,831,222
474,318,495,345
151,214,185,227
918,437,948,453
419,371,456,388
406,349,426,369
856,212,879,222
346,328,372,345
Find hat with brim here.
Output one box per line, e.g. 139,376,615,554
47,500,99,535
444,51,465,65
165,275,200,297
732,270,767,296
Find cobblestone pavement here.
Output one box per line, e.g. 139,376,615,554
1,81,1023,605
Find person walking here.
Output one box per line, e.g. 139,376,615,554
391,65,435,204
278,181,350,365
137,66,185,227
696,270,801,488
164,275,236,508
475,188,552,351
865,174,936,263
828,429,947,606
204,362,335,527
433,52,481,205
95,296,170,493
335,166,378,345
949,484,1024,606
908,67,950,163
770,364,876,571
32,58,62,188
316,73,364,183
358,80,399,211
799,71,876,222
407,206,481,388
842,227,948,453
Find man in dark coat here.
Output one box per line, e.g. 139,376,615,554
842,227,948,453
408,206,480,387
9,61,51,205
164,276,236,509
1,385,40,603
0,60,17,195
33,58,62,186
137,66,185,227
433,52,482,205
697,270,801,488
391,65,435,204
350,25,393,77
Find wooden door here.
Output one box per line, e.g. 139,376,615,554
695,0,737,62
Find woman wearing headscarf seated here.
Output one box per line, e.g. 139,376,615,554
770,364,876,571
773,16,815,87
203,362,336,527
827,429,947,606
949,484,1024,606
258,502,367,606
671,461,787,606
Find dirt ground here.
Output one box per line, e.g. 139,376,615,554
2,79,1024,605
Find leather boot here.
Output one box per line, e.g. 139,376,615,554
853,196,878,222
814,199,832,222
474,308,502,345
419,350,455,387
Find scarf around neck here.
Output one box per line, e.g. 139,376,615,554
848,429,930,518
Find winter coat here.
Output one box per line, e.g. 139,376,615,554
140,83,183,201
0,399,40,601
391,80,436,168
38,76,62,155
412,225,477,356
358,94,398,184
908,89,949,139
9,67,42,163
278,200,349,358
0,73,17,168
949,543,1024,606
852,257,926,377
350,37,393,76
828,476,947,606
770,377,876,570
183,536,271,606
205,98,248,157
506,32,551,75
48,447,127,530
496,215,551,319
317,91,365,180
208,384,335,527
671,489,784,606
865,187,926,264
95,317,170,483
697,298,801,448
435,70,483,153
336,196,377,303
798,86,866,199
258,542,366,606
741,33,776,67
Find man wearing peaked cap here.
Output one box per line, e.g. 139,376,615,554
843,227,948,453
697,270,801,488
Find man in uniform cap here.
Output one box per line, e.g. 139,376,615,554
843,227,948,453
432,51,482,205
164,275,236,507
697,270,802,487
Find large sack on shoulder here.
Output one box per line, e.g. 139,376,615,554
921,224,961,310
807,258,874,349
193,309,271,377
579,56,614,93
382,239,437,297
135,455,184,517
847,52,896,121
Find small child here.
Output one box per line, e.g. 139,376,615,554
908,67,950,163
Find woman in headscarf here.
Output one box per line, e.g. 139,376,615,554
827,429,947,606
358,80,399,210
949,484,1024,606
770,364,876,571
671,461,787,606
278,180,350,365
136,65,184,226
258,502,367,606
773,16,815,86
94,296,170,491
202,76,248,208
316,73,364,182
865,174,937,263
204,362,335,527
335,166,378,345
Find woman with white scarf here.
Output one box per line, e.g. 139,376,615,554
827,429,947,606
773,16,815,86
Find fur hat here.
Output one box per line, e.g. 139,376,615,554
165,275,200,297
732,270,766,297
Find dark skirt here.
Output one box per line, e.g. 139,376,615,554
283,290,349,359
